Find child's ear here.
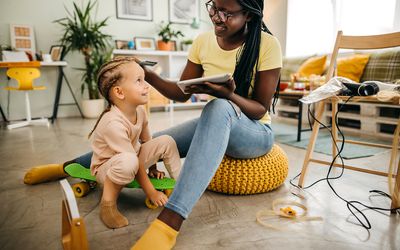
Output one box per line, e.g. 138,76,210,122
111,85,125,100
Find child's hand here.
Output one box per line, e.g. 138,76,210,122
148,190,168,207
148,167,165,179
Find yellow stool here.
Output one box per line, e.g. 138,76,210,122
5,67,49,129
208,144,289,195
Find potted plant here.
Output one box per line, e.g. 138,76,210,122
180,39,193,51
157,22,184,51
54,0,111,118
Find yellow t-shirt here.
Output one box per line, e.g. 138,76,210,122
188,31,282,124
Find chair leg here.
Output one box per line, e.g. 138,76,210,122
390,120,400,212
7,91,48,129
25,92,32,122
298,101,326,187
331,99,338,163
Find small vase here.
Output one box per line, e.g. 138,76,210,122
157,41,174,51
81,99,105,119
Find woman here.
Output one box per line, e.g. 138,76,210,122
132,0,281,249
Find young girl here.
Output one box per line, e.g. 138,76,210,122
90,57,181,229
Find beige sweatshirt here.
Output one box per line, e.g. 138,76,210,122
90,105,151,175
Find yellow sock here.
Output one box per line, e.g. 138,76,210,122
131,219,178,250
100,200,129,229
24,164,68,185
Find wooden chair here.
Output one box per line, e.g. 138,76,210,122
60,179,89,250
298,31,400,212
4,67,49,129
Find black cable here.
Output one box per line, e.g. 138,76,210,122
290,96,400,230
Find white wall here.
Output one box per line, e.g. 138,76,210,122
264,0,287,56
0,0,287,120
0,0,211,120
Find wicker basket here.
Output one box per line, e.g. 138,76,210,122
207,144,289,195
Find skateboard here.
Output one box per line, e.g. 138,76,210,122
64,163,175,209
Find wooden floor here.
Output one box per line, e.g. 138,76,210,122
0,110,399,250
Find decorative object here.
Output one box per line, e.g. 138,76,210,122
134,37,156,51
157,22,183,51
180,39,193,51
81,99,105,119
207,145,289,195
115,40,129,49
116,0,153,21
54,0,111,101
169,0,199,24
10,24,36,59
49,45,65,61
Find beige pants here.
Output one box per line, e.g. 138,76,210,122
96,135,181,185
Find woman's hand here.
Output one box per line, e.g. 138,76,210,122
148,190,168,207
185,77,236,99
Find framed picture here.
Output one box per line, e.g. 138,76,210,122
134,37,156,51
115,40,129,49
169,0,200,24
116,0,153,21
49,45,65,61
10,24,36,58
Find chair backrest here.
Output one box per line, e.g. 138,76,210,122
326,31,400,81
6,67,41,90
59,179,89,250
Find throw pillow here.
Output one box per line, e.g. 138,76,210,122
297,55,327,77
337,54,370,82
360,49,400,83
280,55,313,81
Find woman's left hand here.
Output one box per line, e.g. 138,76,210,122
185,77,236,99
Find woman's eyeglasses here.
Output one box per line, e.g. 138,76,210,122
205,1,245,22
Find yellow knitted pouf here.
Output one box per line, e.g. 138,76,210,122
207,144,289,195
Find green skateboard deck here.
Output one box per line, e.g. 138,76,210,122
65,163,176,190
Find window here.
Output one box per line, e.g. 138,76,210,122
286,0,399,57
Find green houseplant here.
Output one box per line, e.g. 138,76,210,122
180,39,193,51
157,22,184,51
55,0,111,100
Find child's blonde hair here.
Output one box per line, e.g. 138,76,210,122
88,56,140,138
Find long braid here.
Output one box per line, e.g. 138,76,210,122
88,56,138,138
235,0,280,112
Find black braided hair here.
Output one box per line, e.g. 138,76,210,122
235,0,280,112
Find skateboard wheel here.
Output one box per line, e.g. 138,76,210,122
72,182,90,198
145,198,158,209
164,189,173,197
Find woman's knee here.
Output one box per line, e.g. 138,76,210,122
203,99,233,117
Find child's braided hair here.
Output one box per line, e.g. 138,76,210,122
88,56,139,138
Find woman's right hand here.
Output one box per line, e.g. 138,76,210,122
185,77,236,99
148,190,168,207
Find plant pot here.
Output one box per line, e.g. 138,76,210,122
81,99,105,119
181,44,192,51
157,40,174,51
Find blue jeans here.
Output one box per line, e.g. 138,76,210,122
73,99,274,219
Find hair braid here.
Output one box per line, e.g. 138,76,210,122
235,0,280,112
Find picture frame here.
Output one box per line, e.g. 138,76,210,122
134,37,156,51
10,24,36,58
49,45,65,61
169,0,200,24
115,40,129,50
116,0,153,21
